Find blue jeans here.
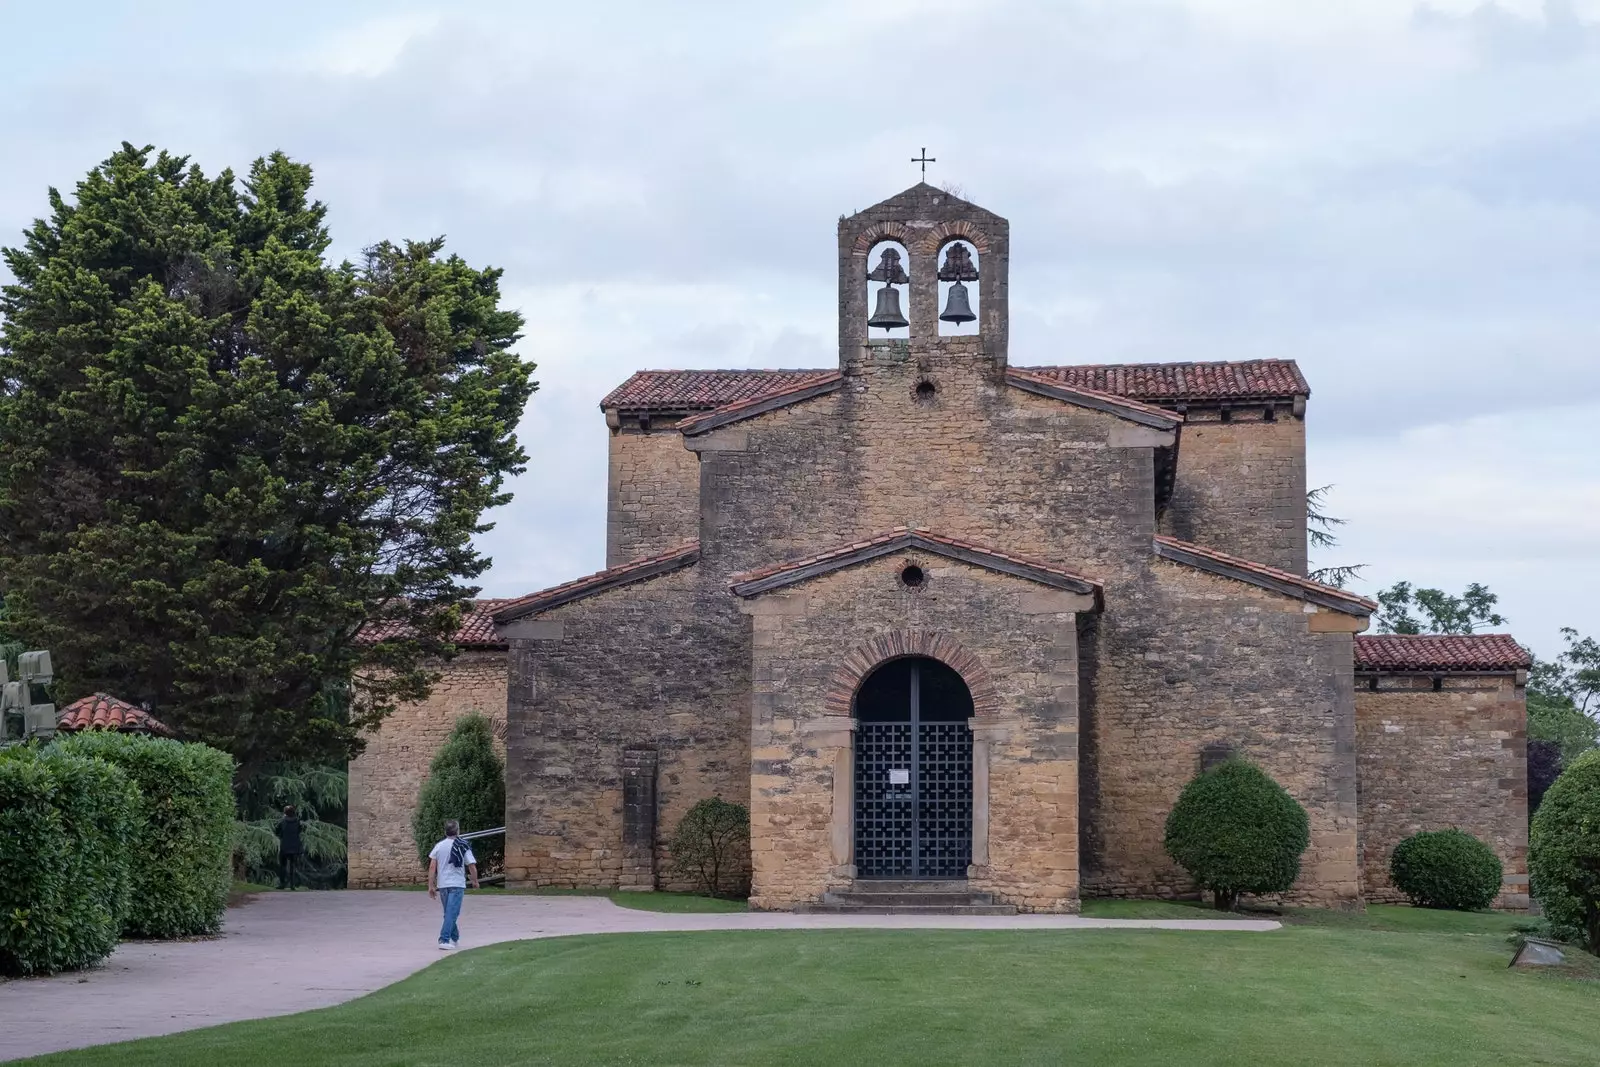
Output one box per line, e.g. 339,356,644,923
438,887,464,944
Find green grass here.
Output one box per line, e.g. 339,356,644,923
1081,898,1531,935
25,922,1600,1066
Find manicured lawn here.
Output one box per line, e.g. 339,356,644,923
388,884,748,913
1081,898,1532,935
26,920,1599,1066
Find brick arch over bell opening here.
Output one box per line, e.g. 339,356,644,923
851,221,914,254
825,630,1000,720
914,221,992,256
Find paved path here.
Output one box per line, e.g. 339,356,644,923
0,891,1277,1061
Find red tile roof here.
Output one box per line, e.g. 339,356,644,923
1153,535,1377,615
1006,368,1184,429
1027,360,1309,402
678,372,844,436
56,694,174,736
1354,634,1530,673
602,360,1307,413
359,600,515,649
729,527,1102,601
493,542,701,622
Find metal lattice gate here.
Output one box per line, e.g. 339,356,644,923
853,663,973,879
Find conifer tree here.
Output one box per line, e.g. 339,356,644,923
0,144,536,779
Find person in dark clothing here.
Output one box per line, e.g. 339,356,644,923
275,805,305,889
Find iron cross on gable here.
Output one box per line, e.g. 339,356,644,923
912,147,936,179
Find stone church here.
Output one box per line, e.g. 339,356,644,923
349,183,1530,913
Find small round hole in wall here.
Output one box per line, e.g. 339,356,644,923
900,564,925,588
914,379,938,403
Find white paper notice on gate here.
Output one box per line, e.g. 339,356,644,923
889,768,910,784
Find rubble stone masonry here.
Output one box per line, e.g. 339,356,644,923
1355,674,1529,909
347,651,508,888
606,421,701,567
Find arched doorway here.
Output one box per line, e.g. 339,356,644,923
853,656,974,879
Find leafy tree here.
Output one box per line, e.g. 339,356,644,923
1528,628,1600,764
413,714,505,871
1306,485,1365,588
669,797,751,898
1388,829,1502,911
0,144,536,780
1528,749,1600,954
1373,581,1506,635
1528,739,1563,815
1163,758,1310,911
233,762,349,888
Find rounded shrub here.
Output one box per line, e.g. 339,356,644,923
1529,749,1600,954
1163,757,1310,911
669,797,750,898
56,732,236,939
413,714,505,871
0,746,137,975
1388,829,1503,911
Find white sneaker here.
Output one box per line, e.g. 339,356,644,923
437,942,451,951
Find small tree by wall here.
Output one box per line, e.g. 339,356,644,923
1529,749,1600,954
1163,757,1310,911
669,797,750,898
412,714,505,871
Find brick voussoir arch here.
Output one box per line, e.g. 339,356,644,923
913,220,991,256
851,220,914,254
825,629,1000,720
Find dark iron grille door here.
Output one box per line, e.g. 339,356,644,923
918,722,973,878
854,723,913,877
854,660,973,879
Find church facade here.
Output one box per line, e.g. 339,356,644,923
482,184,1530,913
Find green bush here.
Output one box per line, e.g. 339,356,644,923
668,797,750,898
1389,829,1503,911
0,746,137,975
1163,757,1310,911
1529,749,1600,954
413,715,505,870
56,733,235,938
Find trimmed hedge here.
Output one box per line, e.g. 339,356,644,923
1163,757,1310,911
413,714,505,870
0,746,137,975
57,733,235,939
1529,749,1600,953
1389,829,1503,911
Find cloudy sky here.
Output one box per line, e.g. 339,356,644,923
3,0,1597,658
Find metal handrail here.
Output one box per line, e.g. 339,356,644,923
456,826,506,885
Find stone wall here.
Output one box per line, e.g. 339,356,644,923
740,555,1085,913
1160,409,1308,576
501,565,750,891
606,421,702,567
347,651,508,888
1080,560,1362,908
1355,674,1529,909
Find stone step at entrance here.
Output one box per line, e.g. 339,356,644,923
797,879,1018,915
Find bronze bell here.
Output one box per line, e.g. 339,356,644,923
939,281,976,324
868,285,909,330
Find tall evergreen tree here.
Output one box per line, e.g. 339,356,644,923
0,144,536,779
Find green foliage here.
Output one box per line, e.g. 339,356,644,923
1163,757,1310,910
56,732,236,938
233,761,349,887
0,143,538,777
1373,581,1505,635
1529,749,1600,954
412,715,505,870
0,746,137,975
1388,829,1503,911
1305,485,1365,588
668,797,751,898
1528,628,1600,765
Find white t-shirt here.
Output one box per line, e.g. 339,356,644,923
429,837,477,889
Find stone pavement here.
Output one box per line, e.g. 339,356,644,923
0,890,1278,1061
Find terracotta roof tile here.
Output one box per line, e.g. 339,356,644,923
602,360,1307,413
1005,368,1185,428
493,542,701,622
359,600,515,649
1354,634,1530,673
56,694,174,736
1153,535,1377,615
729,527,1102,600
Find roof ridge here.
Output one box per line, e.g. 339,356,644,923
493,541,701,622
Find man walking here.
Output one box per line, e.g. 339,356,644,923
427,819,479,950
275,805,305,890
